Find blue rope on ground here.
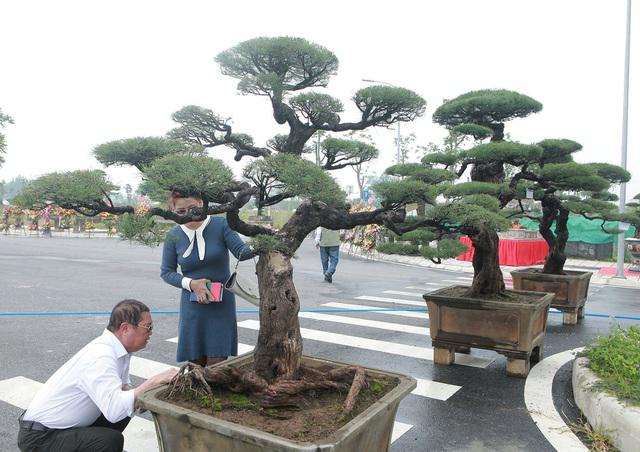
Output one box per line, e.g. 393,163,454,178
0,308,639,321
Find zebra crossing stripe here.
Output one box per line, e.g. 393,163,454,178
238,320,493,368
322,302,428,319
391,421,412,443
164,338,255,355
383,290,425,298
355,296,425,307
0,377,158,451
130,357,177,379
299,311,429,335
0,375,411,446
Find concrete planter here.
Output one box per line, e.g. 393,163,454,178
573,357,640,451
138,354,416,452
511,269,592,325
423,286,553,377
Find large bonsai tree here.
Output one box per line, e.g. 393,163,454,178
15,37,425,408
509,138,631,274
402,89,545,296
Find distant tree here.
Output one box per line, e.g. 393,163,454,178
2,176,28,201
16,37,425,405
0,108,14,169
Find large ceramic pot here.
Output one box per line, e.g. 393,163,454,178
511,268,592,325
138,354,416,452
423,286,553,378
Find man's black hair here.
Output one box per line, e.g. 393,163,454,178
107,299,150,332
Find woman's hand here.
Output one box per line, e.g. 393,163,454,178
190,279,211,304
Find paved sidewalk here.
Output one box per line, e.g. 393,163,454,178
342,244,640,289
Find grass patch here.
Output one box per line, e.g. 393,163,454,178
570,418,617,452
581,325,640,406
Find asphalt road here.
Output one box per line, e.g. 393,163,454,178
1,234,638,451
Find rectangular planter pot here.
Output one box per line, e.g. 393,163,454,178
510,269,592,325
138,354,416,452
423,285,553,378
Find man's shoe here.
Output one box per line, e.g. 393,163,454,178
324,272,333,283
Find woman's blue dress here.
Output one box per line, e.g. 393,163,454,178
160,217,252,362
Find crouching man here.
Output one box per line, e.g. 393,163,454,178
18,299,178,452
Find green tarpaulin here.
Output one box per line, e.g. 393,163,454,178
519,216,636,244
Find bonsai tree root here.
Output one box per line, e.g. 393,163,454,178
168,362,369,415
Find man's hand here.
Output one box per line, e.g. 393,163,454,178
190,278,211,304
150,368,179,386
315,244,320,250
133,368,179,413
134,368,179,398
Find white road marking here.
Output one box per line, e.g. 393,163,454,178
391,421,413,443
238,320,492,368
524,347,587,451
413,378,461,401
130,357,177,379
165,338,254,355
299,311,428,335
408,284,444,289
383,290,425,297
0,377,158,451
322,302,428,319
355,295,425,307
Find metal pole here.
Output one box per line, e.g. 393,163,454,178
615,0,631,278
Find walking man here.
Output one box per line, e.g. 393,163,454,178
18,299,178,452
315,226,341,283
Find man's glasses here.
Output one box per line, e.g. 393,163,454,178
174,205,201,216
136,323,153,333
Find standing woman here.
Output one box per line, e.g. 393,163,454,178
160,191,253,366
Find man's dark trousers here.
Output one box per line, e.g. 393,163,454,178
17,414,131,452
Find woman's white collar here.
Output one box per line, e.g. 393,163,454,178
179,216,211,261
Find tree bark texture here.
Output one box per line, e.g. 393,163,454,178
252,252,303,382
540,196,568,274
469,228,505,297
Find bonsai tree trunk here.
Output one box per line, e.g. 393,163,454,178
469,228,505,297
539,196,568,275
252,251,303,382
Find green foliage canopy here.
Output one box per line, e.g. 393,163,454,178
13,170,118,211
215,37,339,95
433,89,543,130
93,137,196,172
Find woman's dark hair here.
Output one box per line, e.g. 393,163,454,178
107,299,150,332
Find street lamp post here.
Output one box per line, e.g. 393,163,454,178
615,0,632,278
362,78,402,164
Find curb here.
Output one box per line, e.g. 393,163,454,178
572,357,640,452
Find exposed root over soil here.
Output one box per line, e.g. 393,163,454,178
168,362,369,415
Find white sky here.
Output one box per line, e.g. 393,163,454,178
1,0,638,200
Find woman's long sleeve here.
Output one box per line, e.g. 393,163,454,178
223,220,254,261
160,235,184,289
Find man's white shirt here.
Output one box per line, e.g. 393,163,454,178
23,329,135,428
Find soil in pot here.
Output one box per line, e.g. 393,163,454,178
158,365,398,444
440,286,546,304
